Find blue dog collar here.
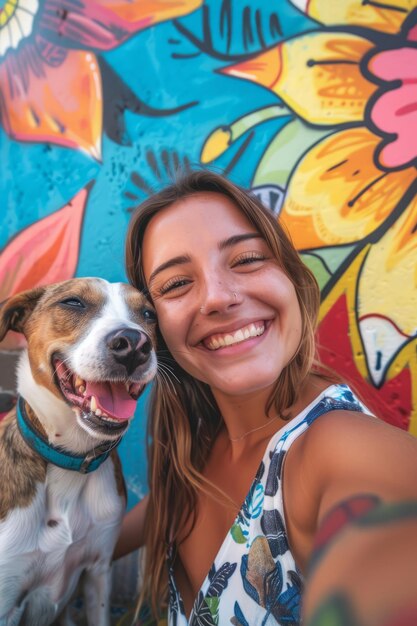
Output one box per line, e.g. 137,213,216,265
16,397,120,474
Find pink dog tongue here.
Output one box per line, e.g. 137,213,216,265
85,381,137,420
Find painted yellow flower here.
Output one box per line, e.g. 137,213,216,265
215,1,417,431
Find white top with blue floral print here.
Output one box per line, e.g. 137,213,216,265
167,384,370,626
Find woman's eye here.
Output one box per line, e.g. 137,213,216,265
232,252,266,267
159,277,190,295
59,297,85,309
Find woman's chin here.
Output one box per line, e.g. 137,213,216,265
208,371,280,400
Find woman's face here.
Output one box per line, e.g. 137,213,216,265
141,192,303,401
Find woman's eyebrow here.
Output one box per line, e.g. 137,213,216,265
148,234,262,284
218,233,263,250
148,255,191,284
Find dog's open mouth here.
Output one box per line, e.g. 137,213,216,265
54,358,145,431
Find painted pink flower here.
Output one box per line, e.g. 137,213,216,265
368,44,417,169
0,0,202,158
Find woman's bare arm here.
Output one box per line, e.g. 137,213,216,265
299,411,417,625
113,494,149,560
304,496,417,626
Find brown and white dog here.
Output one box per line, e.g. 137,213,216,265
0,278,157,626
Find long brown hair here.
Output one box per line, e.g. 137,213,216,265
125,169,321,615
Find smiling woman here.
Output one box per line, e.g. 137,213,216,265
118,170,417,626
141,192,305,402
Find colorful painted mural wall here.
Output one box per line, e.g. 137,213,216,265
1,0,417,508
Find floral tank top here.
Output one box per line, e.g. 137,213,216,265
167,384,370,626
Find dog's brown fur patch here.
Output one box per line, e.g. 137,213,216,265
23,279,107,396
0,409,47,521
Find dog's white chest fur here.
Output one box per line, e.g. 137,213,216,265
0,460,123,625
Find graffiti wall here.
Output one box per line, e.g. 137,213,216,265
1,0,417,514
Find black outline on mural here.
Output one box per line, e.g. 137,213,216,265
98,59,198,147
173,2,284,61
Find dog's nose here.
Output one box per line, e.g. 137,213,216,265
106,328,152,373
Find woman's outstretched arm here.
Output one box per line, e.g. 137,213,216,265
304,495,417,626
113,494,149,560
299,411,417,625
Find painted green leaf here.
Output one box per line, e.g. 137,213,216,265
301,253,332,291
252,118,332,189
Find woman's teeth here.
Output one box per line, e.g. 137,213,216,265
205,322,265,350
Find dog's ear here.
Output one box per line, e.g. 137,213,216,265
0,287,46,341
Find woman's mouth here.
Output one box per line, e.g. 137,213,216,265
203,321,266,351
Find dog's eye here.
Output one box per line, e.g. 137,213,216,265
142,308,156,322
60,297,85,309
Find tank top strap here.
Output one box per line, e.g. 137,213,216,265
274,384,370,453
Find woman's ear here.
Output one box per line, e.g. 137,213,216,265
0,287,46,341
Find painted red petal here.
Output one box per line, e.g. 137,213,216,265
406,11,417,42
407,24,417,40
317,295,413,431
40,0,203,50
0,185,90,349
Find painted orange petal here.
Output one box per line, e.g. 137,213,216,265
0,184,89,306
280,127,416,249
0,45,102,159
290,0,417,34
100,0,203,27
40,0,203,49
357,194,417,386
221,32,376,126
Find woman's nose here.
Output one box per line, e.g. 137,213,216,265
199,279,242,315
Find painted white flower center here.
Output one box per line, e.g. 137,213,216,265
0,0,39,58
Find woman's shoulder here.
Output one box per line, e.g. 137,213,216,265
283,383,417,571
303,395,413,453
295,396,417,505
289,377,369,425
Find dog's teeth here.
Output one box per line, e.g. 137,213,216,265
102,415,117,422
125,382,130,393
78,385,85,394
90,396,97,412
102,412,109,418
95,409,102,416
74,376,84,388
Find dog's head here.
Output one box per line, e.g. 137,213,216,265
0,278,157,443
